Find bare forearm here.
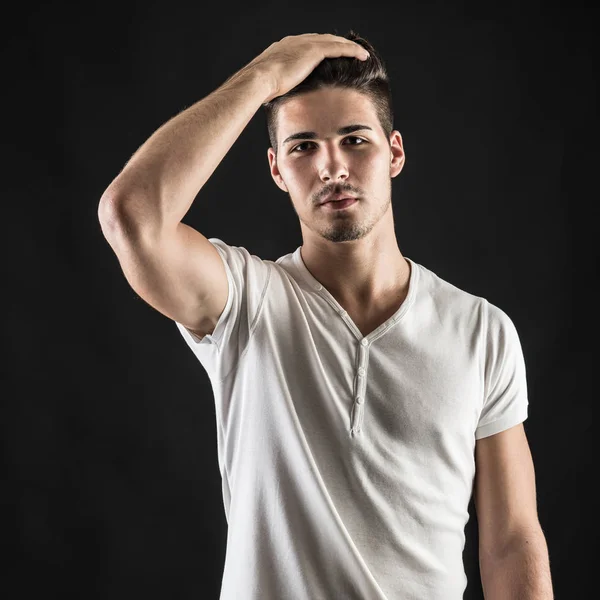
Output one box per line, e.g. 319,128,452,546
99,62,273,234
480,532,554,599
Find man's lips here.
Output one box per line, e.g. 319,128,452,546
320,194,356,205
320,197,358,210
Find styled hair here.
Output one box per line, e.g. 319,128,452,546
262,30,393,157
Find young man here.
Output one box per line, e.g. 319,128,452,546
98,32,553,600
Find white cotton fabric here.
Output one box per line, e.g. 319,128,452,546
174,238,529,600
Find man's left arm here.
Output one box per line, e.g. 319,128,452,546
474,423,554,599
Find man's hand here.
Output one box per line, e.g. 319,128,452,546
248,33,369,103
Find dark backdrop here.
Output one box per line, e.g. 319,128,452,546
3,0,595,598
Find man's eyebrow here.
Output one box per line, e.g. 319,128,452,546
282,124,373,146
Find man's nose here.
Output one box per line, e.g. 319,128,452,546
319,147,349,182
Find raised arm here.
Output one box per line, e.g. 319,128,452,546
97,34,369,337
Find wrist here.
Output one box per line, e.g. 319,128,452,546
237,58,278,104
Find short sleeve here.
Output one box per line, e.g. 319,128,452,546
475,300,529,439
174,238,271,382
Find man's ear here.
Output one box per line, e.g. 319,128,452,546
268,147,289,192
389,131,405,179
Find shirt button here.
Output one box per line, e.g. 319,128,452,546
356,396,364,405
315,284,323,291
361,339,369,347
358,367,365,376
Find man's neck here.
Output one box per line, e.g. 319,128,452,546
300,245,410,312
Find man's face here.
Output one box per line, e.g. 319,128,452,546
267,87,405,243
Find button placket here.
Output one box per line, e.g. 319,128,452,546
351,341,370,435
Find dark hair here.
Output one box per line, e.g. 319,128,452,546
262,30,393,157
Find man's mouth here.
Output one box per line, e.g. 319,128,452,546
321,197,358,210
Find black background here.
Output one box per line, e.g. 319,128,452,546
3,0,596,598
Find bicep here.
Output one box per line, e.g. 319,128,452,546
102,215,229,335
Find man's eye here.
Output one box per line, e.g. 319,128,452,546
344,136,366,145
291,136,366,153
291,142,314,153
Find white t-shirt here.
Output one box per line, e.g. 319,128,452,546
175,238,529,600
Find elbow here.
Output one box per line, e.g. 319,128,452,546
97,191,147,250
98,190,166,249
98,191,119,227
98,191,131,243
